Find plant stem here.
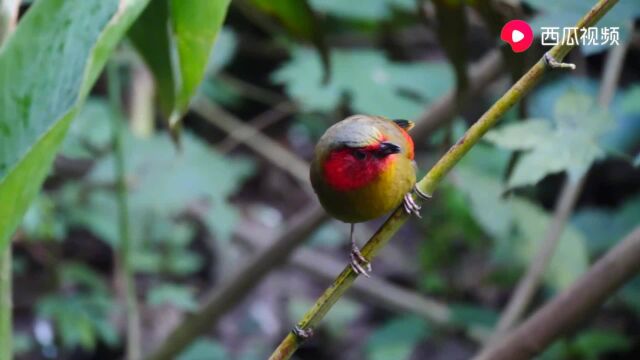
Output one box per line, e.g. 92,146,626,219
0,1,19,358
473,226,640,360
268,1,620,358
0,248,10,360
107,62,141,360
488,35,629,343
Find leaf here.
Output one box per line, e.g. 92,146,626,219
147,283,198,311
572,329,631,360
247,0,328,76
89,132,254,243
309,0,414,21
525,0,640,55
178,339,229,360
60,99,113,159
365,316,430,360
450,303,499,329
129,0,231,126
511,198,588,290
272,48,453,120
487,91,615,188
0,0,151,252
573,194,640,253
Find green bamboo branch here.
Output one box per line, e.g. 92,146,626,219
268,0,619,358
107,62,142,360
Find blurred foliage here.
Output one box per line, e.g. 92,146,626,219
273,49,453,119
486,91,615,188
5,0,640,359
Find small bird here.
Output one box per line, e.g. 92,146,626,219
310,114,429,276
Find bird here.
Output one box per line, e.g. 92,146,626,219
310,114,429,277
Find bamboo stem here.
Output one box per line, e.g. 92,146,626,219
107,62,141,360
268,0,620,358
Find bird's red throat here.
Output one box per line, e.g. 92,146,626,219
323,146,392,192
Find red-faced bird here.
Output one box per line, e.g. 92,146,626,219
310,115,428,276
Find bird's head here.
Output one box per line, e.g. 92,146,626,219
318,118,404,192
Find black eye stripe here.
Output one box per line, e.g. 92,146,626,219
352,149,366,160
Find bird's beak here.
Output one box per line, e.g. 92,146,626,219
379,142,401,155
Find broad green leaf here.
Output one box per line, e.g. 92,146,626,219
525,0,640,55
129,0,231,125
309,0,414,21
272,48,453,120
0,0,151,252
365,315,430,360
450,303,498,329
511,198,588,290
487,92,615,188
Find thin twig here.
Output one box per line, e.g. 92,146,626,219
107,63,141,360
218,73,289,106
234,221,490,343
268,1,620,358
143,205,328,360
473,226,640,360
489,38,630,343
191,96,310,187
218,102,296,154
0,2,20,357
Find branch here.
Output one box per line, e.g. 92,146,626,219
143,205,329,360
107,63,141,360
268,1,620,358
191,96,310,187
234,220,492,343
473,226,640,360
489,36,630,342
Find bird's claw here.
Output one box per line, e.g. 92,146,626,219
403,185,431,218
350,245,372,277
292,325,314,340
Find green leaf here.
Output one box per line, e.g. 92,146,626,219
573,194,640,253
247,0,327,74
178,339,229,360
486,92,615,188
147,283,198,311
61,99,113,159
572,329,631,359
129,0,231,124
272,48,453,119
365,315,430,360
89,132,254,243
309,0,414,21
450,303,499,329
0,0,151,252
511,199,588,290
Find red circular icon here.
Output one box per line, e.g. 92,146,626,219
500,20,534,53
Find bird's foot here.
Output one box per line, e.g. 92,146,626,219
403,185,431,218
292,325,314,340
350,245,372,277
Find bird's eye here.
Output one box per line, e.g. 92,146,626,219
352,150,367,160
